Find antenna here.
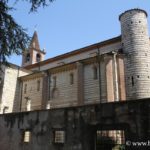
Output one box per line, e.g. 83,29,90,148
34,24,37,31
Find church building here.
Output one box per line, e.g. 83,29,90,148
0,8,150,114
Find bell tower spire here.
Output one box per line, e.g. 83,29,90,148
30,31,40,50
22,31,46,67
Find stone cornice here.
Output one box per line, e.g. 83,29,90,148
19,72,45,81
20,52,124,78
24,36,121,69
48,63,77,74
82,57,97,65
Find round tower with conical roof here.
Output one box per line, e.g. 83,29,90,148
119,9,150,100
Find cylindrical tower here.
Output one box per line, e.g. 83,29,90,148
119,9,150,100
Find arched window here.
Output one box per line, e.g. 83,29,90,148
26,53,30,62
36,53,41,62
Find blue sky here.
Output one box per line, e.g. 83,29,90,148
8,0,150,66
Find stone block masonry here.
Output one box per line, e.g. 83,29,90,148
0,98,149,150
120,9,150,100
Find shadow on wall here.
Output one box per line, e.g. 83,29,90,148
12,68,22,112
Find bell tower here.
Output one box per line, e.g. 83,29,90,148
22,31,46,67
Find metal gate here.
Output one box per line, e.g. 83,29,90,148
96,130,125,150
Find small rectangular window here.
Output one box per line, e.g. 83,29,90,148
131,76,134,86
24,84,27,94
53,76,57,88
54,130,65,144
93,66,98,80
37,80,40,91
23,131,31,143
70,73,74,85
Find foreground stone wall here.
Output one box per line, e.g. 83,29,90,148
0,99,149,150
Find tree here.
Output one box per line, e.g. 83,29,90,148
0,0,54,66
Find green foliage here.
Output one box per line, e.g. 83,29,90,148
0,0,54,66
0,0,29,65
23,0,55,12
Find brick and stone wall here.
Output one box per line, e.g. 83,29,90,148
83,58,108,104
84,63,100,103
32,50,45,65
21,74,44,111
49,66,78,108
20,54,126,111
0,99,149,150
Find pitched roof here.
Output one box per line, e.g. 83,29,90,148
25,36,121,69
29,31,40,50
